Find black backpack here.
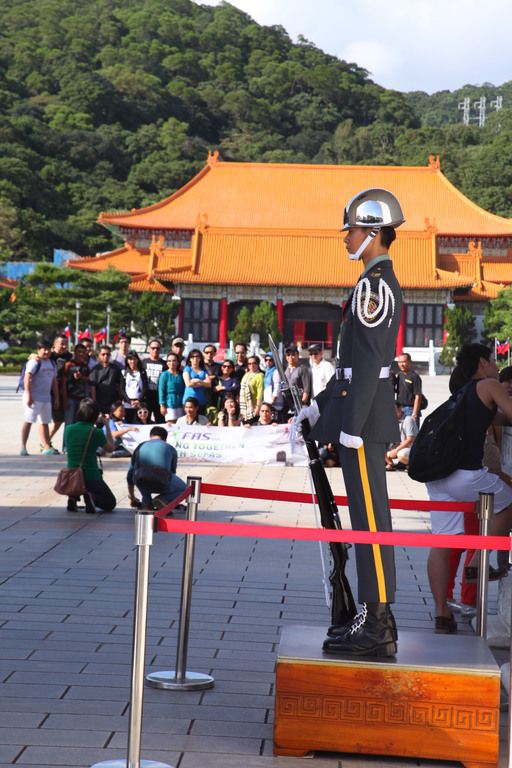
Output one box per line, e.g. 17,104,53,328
408,382,471,483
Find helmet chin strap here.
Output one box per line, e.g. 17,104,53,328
348,227,379,261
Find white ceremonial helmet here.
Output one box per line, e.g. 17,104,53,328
341,188,405,260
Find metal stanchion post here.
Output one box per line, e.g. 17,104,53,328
475,492,494,638
146,477,214,691
92,511,172,768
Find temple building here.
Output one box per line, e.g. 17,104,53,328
69,152,512,355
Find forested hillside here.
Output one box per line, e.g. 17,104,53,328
1,0,511,262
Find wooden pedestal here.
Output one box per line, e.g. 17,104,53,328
274,625,500,768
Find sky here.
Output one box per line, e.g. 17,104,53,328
198,0,510,94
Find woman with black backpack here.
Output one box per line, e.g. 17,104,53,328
424,343,512,634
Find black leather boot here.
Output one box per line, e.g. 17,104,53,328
327,603,397,641
322,602,397,657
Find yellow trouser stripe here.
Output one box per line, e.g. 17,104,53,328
357,445,387,602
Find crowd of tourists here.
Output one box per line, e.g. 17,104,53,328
19,334,346,460
17,333,335,513
19,332,429,472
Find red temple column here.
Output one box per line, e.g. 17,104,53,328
276,298,284,334
396,303,405,356
218,297,228,350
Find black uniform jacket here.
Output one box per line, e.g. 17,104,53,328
310,258,402,445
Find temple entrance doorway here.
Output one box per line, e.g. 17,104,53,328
283,303,341,352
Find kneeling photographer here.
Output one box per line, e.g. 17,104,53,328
63,398,116,513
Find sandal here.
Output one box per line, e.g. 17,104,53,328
435,614,457,634
385,465,395,472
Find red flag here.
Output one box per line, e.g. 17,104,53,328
78,326,91,340
63,324,72,338
93,327,107,343
497,340,510,355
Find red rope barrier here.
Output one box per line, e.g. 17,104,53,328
199,482,474,514
156,517,510,551
153,485,193,520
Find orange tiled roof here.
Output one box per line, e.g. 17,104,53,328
129,275,171,293
152,228,471,290
482,263,512,283
68,243,195,276
439,252,512,287
67,245,147,274
69,229,472,291
456,280,505,301
99,155,512,237
438,253,476,278
0,277,17,290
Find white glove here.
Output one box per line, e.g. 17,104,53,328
339,431,363,449
296,400,320,429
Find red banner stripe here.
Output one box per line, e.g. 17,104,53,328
155,518,510,551
199,482,474,514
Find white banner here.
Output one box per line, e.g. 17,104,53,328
121,423,307,466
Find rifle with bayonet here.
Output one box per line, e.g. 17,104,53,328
268,335,356,626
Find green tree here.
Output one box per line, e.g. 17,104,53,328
484,287,512,342
0,197,24,259
1,0,512,267
131,292,179,344
439,305,476,368
0,264,133,345
228,305,252,344
251,301,281,343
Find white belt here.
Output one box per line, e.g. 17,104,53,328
343,366,390,380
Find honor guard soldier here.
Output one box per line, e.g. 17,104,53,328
298,188,405,657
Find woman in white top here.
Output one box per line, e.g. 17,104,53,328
176,396,209,426
121,352,148,423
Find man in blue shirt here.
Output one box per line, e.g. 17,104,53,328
127,426,186,511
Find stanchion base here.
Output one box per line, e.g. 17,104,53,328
145,670,214,690
91,760,173,768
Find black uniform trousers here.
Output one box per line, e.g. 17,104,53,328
146,390,165,423
338,441,396,604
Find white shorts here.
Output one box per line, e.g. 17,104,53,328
165,407,184,421
427,467,512,535
397,446,411,461
23,399,52,425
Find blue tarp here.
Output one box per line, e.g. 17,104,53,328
0,250,79,279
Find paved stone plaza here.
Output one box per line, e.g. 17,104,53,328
0,374,508,767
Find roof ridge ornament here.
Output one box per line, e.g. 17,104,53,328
428,154,441,171
207,150,221,167
196,213,208,233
